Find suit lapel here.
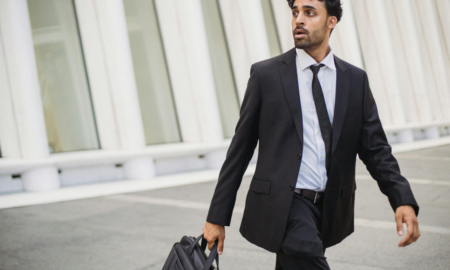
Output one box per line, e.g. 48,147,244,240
332,55,350,154
278,49,351,152
279,48,303,146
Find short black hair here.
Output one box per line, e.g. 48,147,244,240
287,0,343,22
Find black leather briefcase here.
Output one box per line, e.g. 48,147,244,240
162,234,219,270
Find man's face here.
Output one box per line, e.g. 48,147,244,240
291,0,330,50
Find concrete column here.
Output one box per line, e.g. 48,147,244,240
154,0,202,143
237,0,271,64
178,0,224,143
219,0,271,101
0,0,50,159
93,0,146,150
0,0,59,191
352,1,391,125
270,0,293,53
353,0,414,142
391,0,439,139
0,26,21,158
434,0,450,64
155,0,224,143
329,0,364,69
412,0,450,121
74,0,121,150
381,1,419,125
93,0,155,179
352,1,408,133
433,0,450,123
434,0,450,138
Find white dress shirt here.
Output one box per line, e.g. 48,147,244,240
295,47,337,192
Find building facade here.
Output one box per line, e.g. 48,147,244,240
0,0,449,194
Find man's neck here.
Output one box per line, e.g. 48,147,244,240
304,43,331,63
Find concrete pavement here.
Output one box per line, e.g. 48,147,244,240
1,145,450,269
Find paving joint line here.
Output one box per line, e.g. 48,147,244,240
105,194,450,235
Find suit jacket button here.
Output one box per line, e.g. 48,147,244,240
297,153,302,159
289,185,294,191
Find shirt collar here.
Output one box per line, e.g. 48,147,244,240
296,47,336,71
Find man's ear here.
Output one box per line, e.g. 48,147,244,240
328,16,338,31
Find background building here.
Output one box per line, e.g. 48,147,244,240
0,0,449,194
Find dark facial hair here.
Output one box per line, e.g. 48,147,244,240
293,21,328,50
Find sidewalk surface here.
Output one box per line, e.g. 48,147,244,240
1,145,450,270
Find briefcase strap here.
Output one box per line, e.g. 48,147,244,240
202,240,219,270
201,235,208,251
188,234,219,270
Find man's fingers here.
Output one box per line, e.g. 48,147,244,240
206,237,224,253
217,237,224,255
207,238,216,251
202,222,225,252
396,215,404,236
408,219,421,244
399,230,413,247
414,226,421,242
395,206,420,248
399,219,414,247
203,232,215,251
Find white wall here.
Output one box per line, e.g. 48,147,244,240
0,0,449,194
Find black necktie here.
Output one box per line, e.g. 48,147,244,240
310,64,332,174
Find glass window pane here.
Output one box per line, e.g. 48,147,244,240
123,0,182,145
261,0,282,57
28,0,100,153
201,0,240,139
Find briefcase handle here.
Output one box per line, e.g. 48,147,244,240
187,234,219,270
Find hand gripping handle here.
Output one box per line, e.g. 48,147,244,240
188,234,219,270
201,235,219,270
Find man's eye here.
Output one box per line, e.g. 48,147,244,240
292,12,298,16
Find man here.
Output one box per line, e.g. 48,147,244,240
203,0,421,268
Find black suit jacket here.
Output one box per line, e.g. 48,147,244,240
206,47,419,252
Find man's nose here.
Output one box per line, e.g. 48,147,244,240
295,13,305,26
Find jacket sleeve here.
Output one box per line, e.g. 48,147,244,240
206,64,261,226
357,71,419,217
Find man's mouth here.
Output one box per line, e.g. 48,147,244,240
294,28,307,39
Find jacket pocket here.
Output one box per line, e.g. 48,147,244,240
249,178,271,195
340,182,356,199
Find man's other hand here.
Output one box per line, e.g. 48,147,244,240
202,222,225,255
395,205,420,247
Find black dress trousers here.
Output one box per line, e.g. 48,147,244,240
275,193,330,270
